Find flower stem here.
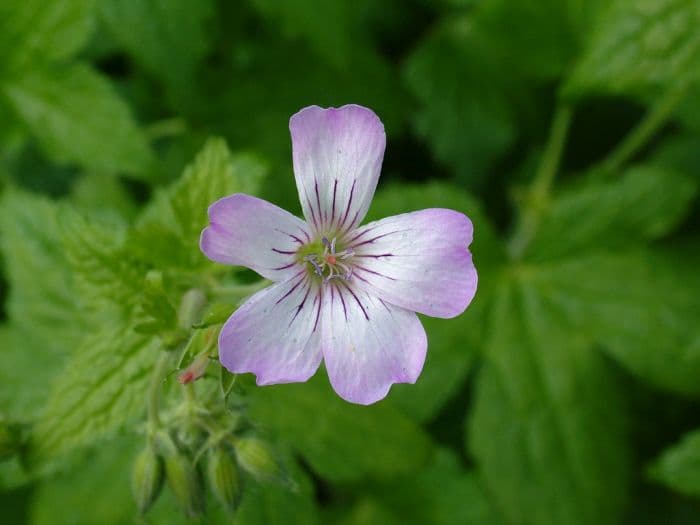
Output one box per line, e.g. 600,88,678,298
508,104,573,259
598,82,689,174
147,352,171,431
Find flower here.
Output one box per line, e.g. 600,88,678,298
200,104,477,405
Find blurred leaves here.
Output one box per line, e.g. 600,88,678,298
651,428,700,498
29,327,160,465
564,0,700,99
247,375,432,482
3,65,152,176
98,0,214,103
1,0,700,523
0,0,95,72
469,280,630,525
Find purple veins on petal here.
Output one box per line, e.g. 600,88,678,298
200,104,477,405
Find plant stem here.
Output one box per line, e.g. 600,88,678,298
599,82,689,174
531,104,573,199
507,104,573,259
147,352,171,430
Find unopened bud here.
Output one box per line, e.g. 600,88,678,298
131,446,164,514
194,302,235,328
178,289,207,330
207,446,242,512
164,452,204,518
178,353,210,385
144,270,165,293
234,437,282,482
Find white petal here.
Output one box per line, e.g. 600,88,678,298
346,209,477,318
321,283,427,405
219,276,323,385
290,105,385,234
200,194,311,281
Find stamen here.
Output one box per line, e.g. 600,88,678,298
304,236,355,283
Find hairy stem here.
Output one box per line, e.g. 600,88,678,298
508,105,573,259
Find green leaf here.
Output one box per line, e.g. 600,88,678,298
564,0,700,99
248,0,370,68
533,245,700,396
232,461,320,525
403,18,515,185
526,165,697,261
365,182,503,421
58,208,145,319
364,448,502,525
650,428,700,498
97,0,213,98
468,278,630,525
0,188,84,351
0,0,95,72
474,0,604,81
246,375,432,482
0,326,65,423
2,64,153,177
29,326,161,465
136,139,266,269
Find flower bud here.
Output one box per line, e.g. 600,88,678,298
164,451,204,518
207,446,242,512
234,437,282,482
178,289,207,330
131,446,164,514
177,353,210,385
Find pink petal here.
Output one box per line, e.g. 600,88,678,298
200,194,311,281
321,284,427,405
219,275,323,385
290,105,386,235
347,209,477,318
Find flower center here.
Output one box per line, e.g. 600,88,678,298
301,236,354,282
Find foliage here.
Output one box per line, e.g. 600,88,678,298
1,0,700,524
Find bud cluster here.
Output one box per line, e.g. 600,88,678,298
131,286,286,518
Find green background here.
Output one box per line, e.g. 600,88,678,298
2,0,700,524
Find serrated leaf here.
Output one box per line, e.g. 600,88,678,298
564,0,700,99
29,326,161,465
533,245,700,396
136,140,266,269
526,165,697,261
365,182,503,421
0,0,95,72
97,0,213,99
0,188,84,351
2,64,153,177
650,428,700,498
468,279,630,525
247,375,432,482
0,326,65,423
59,208,145,318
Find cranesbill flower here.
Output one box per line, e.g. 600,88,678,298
200,105,477,405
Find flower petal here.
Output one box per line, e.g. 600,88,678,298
347,209,477,318
290,105,386,234
219,275,323,385
200,194,310,281
321,284,427,405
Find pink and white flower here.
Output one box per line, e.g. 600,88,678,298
200,105,477,405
